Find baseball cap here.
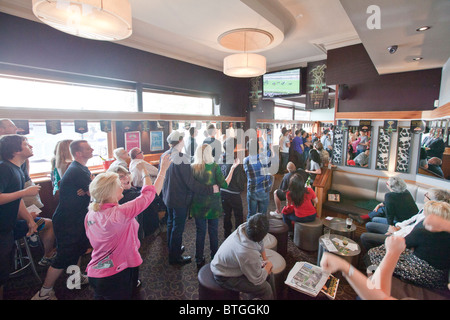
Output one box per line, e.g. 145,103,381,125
167,131,185,144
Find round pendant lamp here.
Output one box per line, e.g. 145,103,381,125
223,53,266,78
219,28,272,78
32,0,132,41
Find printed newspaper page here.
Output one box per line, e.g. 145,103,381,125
285,262,330,297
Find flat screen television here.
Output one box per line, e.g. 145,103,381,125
262,67,303,98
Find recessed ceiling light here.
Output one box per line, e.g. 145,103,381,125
416,26,431,32
413,57,423,61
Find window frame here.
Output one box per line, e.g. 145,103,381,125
141,88,215,116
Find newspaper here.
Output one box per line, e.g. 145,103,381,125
285,262,330,297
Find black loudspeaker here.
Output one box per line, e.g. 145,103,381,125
339,84,350,100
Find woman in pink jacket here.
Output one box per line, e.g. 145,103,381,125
85,154,171,300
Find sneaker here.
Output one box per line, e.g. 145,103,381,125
31,289,58,300
27,234,39,247
38,256,54,267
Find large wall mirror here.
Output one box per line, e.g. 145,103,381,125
417,118,450,180
346,125,372,168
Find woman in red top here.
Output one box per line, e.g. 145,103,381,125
282,174,318,230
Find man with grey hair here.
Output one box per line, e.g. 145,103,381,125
128,147,158,188
360,188,450,251
107,147,130,171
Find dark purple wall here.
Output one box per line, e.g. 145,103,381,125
0,12,248,117
327,44,441,112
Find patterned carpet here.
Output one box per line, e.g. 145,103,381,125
3,174,365,301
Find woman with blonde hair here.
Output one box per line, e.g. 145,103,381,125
51,139,73,195
368,200,450,290
84,154,171,300
190,144,239,270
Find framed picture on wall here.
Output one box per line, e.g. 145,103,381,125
375,127,391,171
150,131,164,151
395,127,412,173
125,131,141,152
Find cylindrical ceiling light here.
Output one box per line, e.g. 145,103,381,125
223,53,266,78
220,28,271,78
32,0,132,41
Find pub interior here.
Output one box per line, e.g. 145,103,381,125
0,0,449,304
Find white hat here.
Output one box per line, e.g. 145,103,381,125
167,131,185,144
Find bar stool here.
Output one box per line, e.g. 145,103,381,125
265,249,286,300
293,217,323,251
268,219,289,257
197,263,239,300
263,233,278,252
10,236,42,283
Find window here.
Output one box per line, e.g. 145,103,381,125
0,75,137,112
295,109,310,121
274,106,293,120
142,91,213,115
26,122,108,175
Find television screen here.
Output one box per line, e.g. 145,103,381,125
262,68,302,98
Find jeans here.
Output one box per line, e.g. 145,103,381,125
221,191,244,238
194,218,219,264
369,206,387,220
247,191,270,219
359,222,389,251
279,152,289,173
282,213,316,231
166,207,188,260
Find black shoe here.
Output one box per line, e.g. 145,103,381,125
169,255,192,265
349,214,363,224
181,246,185,254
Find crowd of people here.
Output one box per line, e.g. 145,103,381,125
1,117,449,301
347,130,371,167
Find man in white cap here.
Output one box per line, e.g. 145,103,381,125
161,130,219,265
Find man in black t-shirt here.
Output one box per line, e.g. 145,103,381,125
33,140,94,300
0,134,41,299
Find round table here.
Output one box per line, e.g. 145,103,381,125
316,234,361,267
322,217,356,239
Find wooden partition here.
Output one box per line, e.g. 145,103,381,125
312,167,333,218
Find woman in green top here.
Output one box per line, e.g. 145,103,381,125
191,144,239,270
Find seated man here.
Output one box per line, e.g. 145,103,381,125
107,147,130,171
128,147,159,188
273,162,309,213
360,188,449,251
14,214,56,267
210,213,274,300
